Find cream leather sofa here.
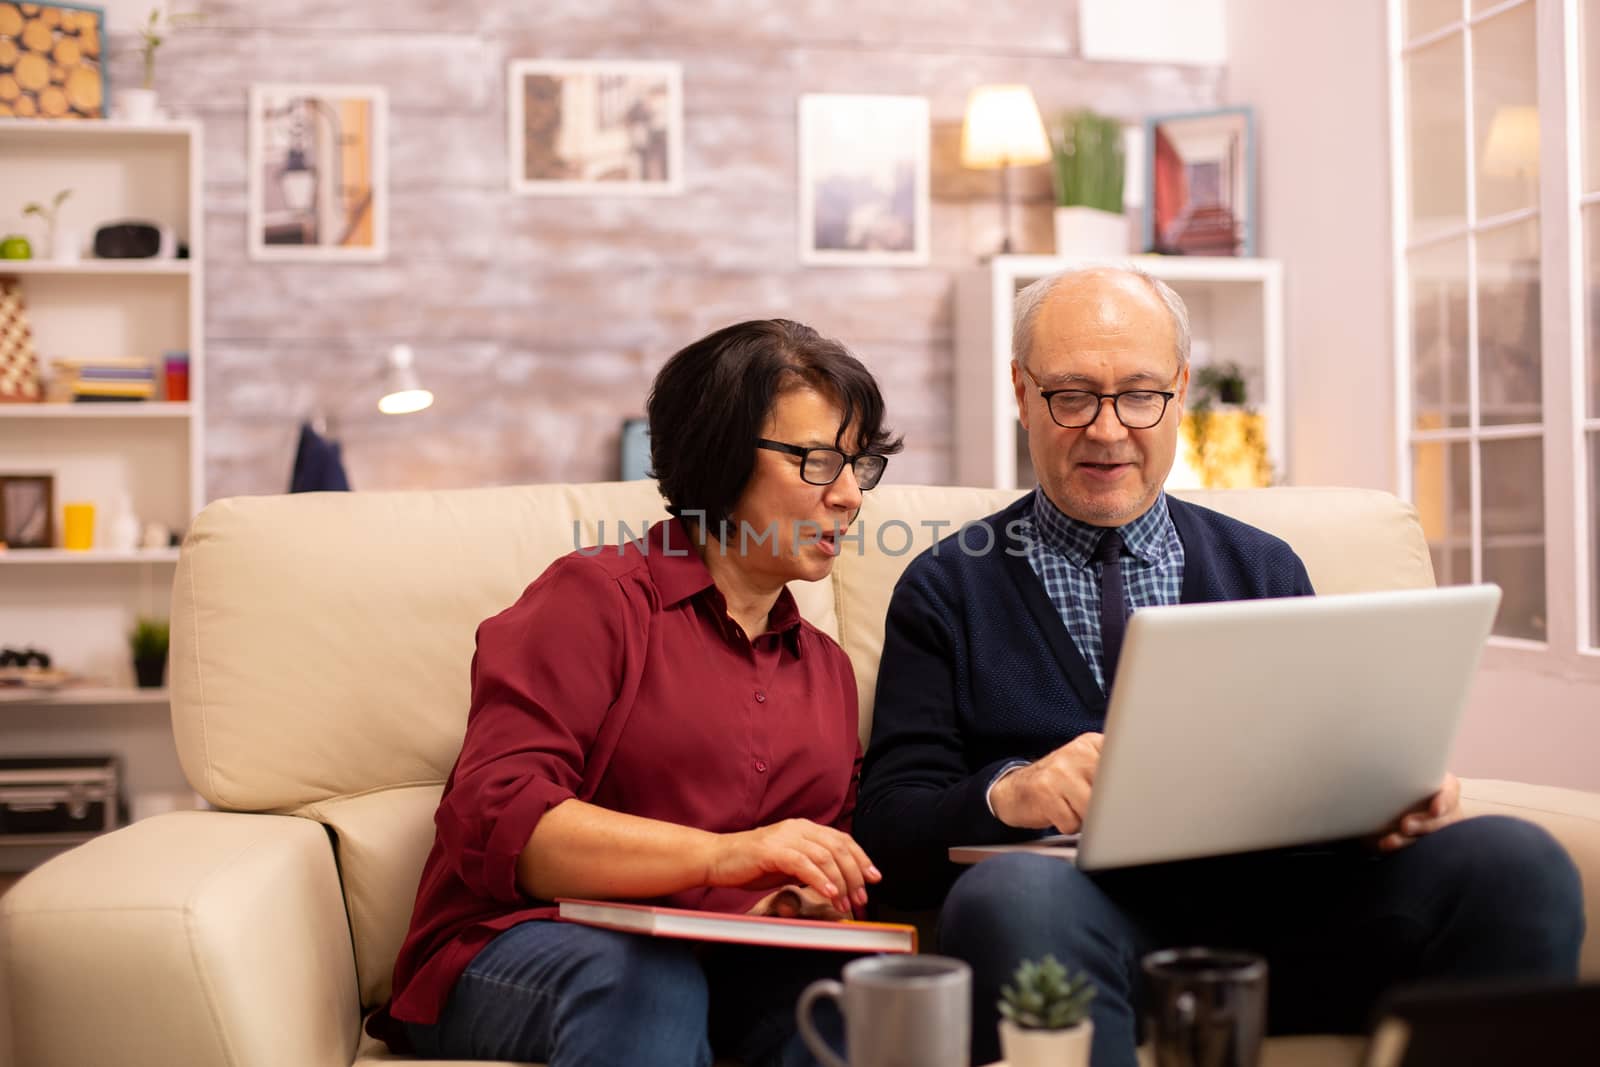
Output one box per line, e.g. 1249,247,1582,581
2,483,1596,1067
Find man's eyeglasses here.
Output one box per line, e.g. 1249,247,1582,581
1021,366,1178,430
756,439,888,490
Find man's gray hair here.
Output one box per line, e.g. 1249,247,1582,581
1011,266,1191,372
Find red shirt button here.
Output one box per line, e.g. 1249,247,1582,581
755,691,767,703
755,760,768,773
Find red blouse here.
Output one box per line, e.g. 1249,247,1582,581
378,518,862,1032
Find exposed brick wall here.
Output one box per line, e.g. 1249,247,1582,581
121,1,1221,499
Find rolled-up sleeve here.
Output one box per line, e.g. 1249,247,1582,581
434,556,636,904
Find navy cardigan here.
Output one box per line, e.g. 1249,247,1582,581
856,492,1315,909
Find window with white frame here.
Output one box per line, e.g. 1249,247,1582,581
1393,0,1596,658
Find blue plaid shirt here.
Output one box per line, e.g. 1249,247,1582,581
1021,487,1186,692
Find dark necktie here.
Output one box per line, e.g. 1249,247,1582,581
1094,529,1130,690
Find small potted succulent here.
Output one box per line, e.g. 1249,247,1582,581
129,616,170,689
998,954,1096,1067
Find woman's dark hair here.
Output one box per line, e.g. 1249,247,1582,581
647,318,903,526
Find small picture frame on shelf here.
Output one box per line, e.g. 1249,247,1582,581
0,2,107,120
1142,106,1255,257
507,59,685,196
0,473,54,549
798,94,930,267
248,83,388,261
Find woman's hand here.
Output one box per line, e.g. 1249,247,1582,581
707,819,881,916
746,885,853,922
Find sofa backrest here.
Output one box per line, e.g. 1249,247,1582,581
169,482,1434,1007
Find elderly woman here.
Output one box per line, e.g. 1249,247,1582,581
370,319,902,1067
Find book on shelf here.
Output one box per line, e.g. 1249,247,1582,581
555,898,918,954
47,358,157,402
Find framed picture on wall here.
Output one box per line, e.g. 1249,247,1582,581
798,94,930,267
0,2,106,119
248,83,388,261
508,59,684,196
1142,106,1255,257
0,473,54,549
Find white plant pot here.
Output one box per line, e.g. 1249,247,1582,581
50,227,81,262
118,88,160,123
1053,206,1129,257
1000,1019,1094,1067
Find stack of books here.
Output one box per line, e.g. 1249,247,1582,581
50,359,155,402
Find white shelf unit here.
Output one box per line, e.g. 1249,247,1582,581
0,119,203,869
0,687,170,708
954,255,1286,490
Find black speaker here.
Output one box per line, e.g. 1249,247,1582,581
93,222,162,259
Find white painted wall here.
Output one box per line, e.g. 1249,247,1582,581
1080,0,1228,65
1226,0,1600,792
1224,0,1394,492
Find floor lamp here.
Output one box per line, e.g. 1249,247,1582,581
960,85,1052,255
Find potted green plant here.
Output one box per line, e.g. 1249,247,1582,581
1182,362,1272,488
129,616,170,689
998,954,1096,1067
1051,109,1126,256
23,189,74,261
123,7,202,122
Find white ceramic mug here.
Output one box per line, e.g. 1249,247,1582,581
796,954,971,1067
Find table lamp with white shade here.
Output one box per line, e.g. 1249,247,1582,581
960,85,1052,254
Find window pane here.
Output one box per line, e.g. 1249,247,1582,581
1584,0,1600,194
1481,436,1546,640
1587,204,1600,419
1476,219,1542,426
1409,0,1464,38
1473,2,1539,219
1408,35,1468,241
1410,239,1471,430
1414,441,1473,585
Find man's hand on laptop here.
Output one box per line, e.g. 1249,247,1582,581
1376,772,1463,852
990,732,1103,833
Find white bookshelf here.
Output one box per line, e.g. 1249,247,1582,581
0,549,180,564
0,687,170,708
954,255,1286,490
0,260,193,276
0,118,203,869
0,402,193,419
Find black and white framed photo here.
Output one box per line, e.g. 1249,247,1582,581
248,83,388,261
508,59,684,196
798,94,930,267
0,473,54,549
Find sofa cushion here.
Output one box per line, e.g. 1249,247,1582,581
833,485,1434,737
303,785,444,1009
170,482,838,813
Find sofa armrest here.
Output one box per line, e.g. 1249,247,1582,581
1460,777,1600,979
1,810,360,1067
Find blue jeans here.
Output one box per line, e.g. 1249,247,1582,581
938,816,1584,1067
404,920,847,1067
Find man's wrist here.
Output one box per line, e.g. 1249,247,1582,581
985,761,1030,821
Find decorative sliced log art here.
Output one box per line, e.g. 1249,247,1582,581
0,2,104,119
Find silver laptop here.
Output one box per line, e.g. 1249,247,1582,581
951,585,1501,871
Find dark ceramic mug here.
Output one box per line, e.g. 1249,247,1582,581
1143,948,1268,1067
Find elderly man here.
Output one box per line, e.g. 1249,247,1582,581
856,267,1584,1067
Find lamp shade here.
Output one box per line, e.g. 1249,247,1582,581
378,344,434,415
960,85,1052,169
1481,105,1539,179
